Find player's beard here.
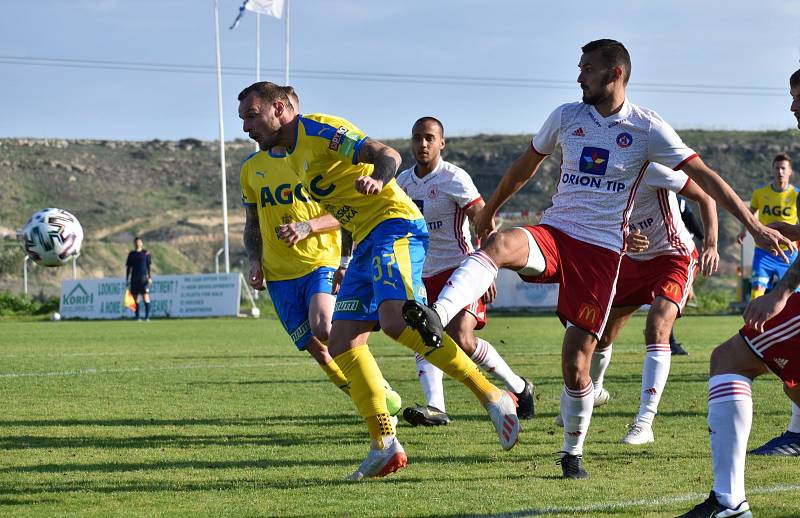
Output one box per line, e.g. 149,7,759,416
582,72,615,106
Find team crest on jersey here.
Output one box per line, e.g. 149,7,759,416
616,132,633,148
579,147,609,176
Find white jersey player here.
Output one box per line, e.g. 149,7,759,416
396,117,534,426
583,163,718,446
403,39,791,479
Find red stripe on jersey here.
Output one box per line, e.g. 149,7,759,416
620,161,650,251
673,153,699,171
463,197,483,210
454,206,470,254
530,141,550,156
657,189,690,256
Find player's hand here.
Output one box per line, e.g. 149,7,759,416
355,176,384,195
700,244,719,276
625,230,649,254
482,281,497,304
332,267,346,295
474,207,497,240
751,223,797,262
278,221,311,246
743,288,791,333
768,221,800,241
249,260,265,291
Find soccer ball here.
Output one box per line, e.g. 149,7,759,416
20,208,84,267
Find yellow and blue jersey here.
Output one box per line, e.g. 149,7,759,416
750,183,799,250
284,113,422,244
240,150,340,281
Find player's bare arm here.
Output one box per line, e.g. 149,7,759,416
244,205,265,290
736,209,759,244
744,255,800,332
680,156,795,259
354,138,401,195
277,214,340,246
476,146,548,238
333,229,354,295
680,180,719,276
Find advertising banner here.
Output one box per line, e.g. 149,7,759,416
489,269,559,309
59,273,241,319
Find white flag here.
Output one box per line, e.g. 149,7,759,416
245,0,285,18
230,0,284,30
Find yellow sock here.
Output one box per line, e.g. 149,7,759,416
333,345,393,446
320,360,350,395
396,327,500,404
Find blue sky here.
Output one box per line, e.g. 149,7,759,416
2,0,799,141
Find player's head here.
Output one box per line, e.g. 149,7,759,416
237,81,297,150
411,117,445,169
578,39,631,105
790,68,800,130
281,85,300,113
772,153,792,189
133,236,143,250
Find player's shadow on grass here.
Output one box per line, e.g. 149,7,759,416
0,414,358,428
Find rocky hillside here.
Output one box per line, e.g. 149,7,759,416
2,130,799,295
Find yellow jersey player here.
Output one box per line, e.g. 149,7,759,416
738,153,798,299
240,87,402,416
237,81,519,481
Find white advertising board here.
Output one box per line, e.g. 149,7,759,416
60,273,241,319
489,269,559,309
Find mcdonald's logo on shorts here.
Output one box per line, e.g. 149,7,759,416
662,281,682,298
576,303,600,327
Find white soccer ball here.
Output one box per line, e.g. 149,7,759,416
51,312,62,321
250,307,261,318
20,208,84,267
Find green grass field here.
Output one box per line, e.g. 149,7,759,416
1,314,798,517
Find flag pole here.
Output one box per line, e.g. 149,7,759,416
213,0,230,274
283,0,290,84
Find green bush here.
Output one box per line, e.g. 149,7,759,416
0,291,59,316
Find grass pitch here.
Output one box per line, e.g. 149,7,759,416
0,314,798,517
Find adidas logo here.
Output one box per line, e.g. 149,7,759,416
775,357,789,369
645,387,658,395
573,127,585,137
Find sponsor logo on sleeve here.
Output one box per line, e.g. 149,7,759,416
578,147,609,176
329,126,348,151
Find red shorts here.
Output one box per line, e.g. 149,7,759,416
424,268,487,330
518,225,622,337
740,293,800,387
614,250,699,314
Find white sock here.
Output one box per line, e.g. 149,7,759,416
788,402,800,433
590,345,612,396
471,337,525,393
415,354,445,411
560,382,594,455
433,250,497,326
708,374,752,509
636,344,671,426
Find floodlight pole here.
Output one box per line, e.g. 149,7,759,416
215,247,224,274
284,0,290,84
213,0,231,273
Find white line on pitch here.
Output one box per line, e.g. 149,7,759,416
471,483,800,517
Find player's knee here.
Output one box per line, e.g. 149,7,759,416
480,230,524,268
310,320,331,342
381,319,406,340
